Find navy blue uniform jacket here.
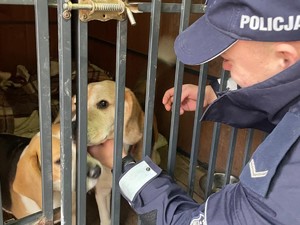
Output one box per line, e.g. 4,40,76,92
119,61,300,225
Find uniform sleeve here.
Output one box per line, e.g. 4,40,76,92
119,156,206,225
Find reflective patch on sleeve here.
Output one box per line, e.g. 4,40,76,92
119,161,158,201
190,213,206,225
190,197,209,225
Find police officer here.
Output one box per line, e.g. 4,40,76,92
89,0,300,224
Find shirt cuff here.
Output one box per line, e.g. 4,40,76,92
119,156,162,202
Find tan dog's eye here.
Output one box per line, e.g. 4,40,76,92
97,100,109,109
55,159,61,165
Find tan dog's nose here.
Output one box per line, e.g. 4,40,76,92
72,120,77,140
87,165,101,179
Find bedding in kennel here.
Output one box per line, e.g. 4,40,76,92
0,61,112,137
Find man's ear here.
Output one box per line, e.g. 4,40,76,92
275,43,300,69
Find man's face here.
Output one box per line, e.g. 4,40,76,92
220,41,285,87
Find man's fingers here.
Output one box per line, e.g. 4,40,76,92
162,88,175,104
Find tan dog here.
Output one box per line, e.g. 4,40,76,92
68,80,160,225
0,124,101,224
84,80,160,162
85,80,144,225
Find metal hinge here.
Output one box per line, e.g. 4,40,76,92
63,0,141,25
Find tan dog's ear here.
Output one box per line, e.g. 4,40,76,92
123,88,144,145
13,136,43,208
53,96,77,124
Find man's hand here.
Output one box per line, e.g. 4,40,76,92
162,84,217,115
88,139,126,169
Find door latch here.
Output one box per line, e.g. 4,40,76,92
63,0,141,25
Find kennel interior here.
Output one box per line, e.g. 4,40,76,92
0,0,267,224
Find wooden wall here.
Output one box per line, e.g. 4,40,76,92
0,6,58,74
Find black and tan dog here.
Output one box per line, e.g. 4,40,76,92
0,123,101,224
